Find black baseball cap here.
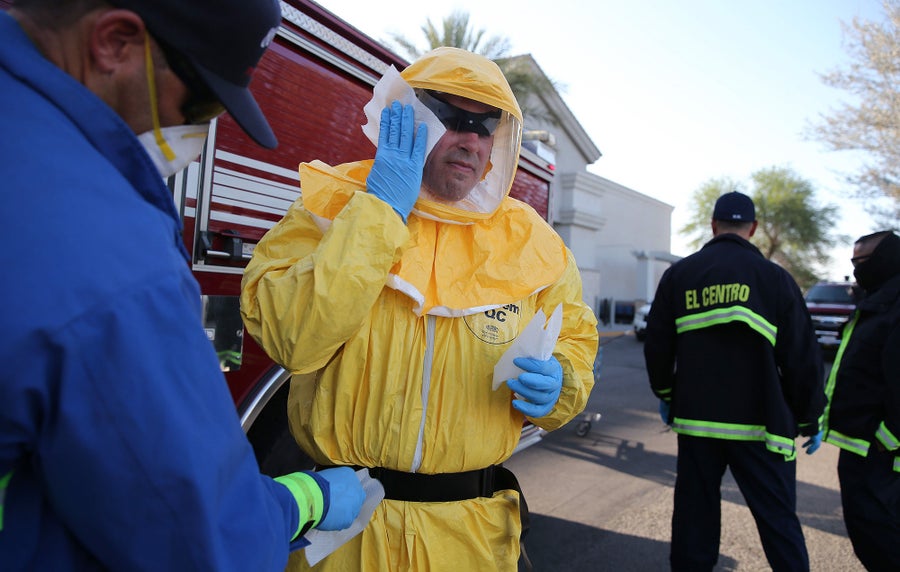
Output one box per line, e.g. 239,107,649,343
112,0,281,148
713,191,756,222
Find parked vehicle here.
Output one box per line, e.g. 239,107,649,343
633,302,651,341
13,0,553,475
804,280,860,352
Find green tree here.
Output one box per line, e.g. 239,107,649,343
808,0,900,225
680,167,840,289
387,11,559,123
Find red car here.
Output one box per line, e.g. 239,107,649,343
804,280,861,353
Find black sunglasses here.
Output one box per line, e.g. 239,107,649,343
156,37,225,125
850,255,870,267
416,89,501,137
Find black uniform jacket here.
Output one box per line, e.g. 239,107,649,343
644,233,825,459
826,273,900,463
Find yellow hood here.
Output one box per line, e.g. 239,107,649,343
402,47,523,221
300,160,565,316
299,47,564,316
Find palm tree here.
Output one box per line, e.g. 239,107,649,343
387,11,560,124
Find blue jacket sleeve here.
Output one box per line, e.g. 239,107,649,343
38,274,300,570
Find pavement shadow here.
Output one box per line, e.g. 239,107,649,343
519,513,739,572
796,480,847,534
719,472,849,537
540,430,678,488
541,429,848,538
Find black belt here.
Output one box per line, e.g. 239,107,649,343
317,464,532,569
316,464,520,504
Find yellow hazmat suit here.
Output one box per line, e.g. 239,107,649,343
241,47,599,571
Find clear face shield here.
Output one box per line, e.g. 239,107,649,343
414,89,522,215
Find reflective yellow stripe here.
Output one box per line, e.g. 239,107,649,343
823,313,858,434
274,472,324,541
876,421,900,451
672,418,797,460
824,428,870,457
0,470,12,532
675,305,777,346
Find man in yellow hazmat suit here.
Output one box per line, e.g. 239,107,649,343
241,47,599,571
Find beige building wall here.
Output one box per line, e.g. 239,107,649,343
515,54,677,317
552,172,674,314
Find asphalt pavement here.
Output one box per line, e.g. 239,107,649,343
506,328,863,572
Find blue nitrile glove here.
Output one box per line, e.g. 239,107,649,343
317,466,366,531
366,100,428,223
659,400,671,425
802,430,823,455
507,356,564,418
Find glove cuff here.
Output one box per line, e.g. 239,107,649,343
274,471,328,541
798,421,821,438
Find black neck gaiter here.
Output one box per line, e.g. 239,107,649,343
854,233,900,294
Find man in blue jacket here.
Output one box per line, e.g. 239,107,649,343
644,192,825,571
824,230,900,571
0,0,364,570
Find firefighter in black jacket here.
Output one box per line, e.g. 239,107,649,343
644,191,826,572
823,230,900,572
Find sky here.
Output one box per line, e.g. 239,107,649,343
318,0,888,279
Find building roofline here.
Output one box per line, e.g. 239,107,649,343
506,54,602,165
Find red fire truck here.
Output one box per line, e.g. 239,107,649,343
3,0,555,475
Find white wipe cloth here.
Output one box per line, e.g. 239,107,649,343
492,304,563,390
361,65,446,157
303,469,385,566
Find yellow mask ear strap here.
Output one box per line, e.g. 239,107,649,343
144,32,175,161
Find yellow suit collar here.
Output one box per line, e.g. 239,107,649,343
300,160,566,316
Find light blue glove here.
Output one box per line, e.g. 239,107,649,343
506,356,563,418
366,101,428,223
802,430,824,455
316,467,366,531
659,400,671,425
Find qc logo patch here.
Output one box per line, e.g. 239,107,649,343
464,304,522,345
